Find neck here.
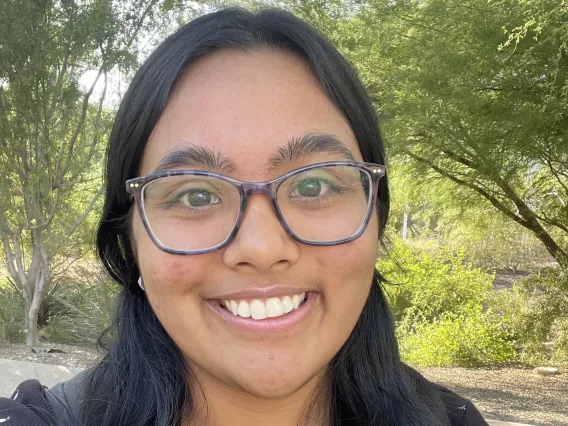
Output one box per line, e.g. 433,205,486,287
185,368,330,426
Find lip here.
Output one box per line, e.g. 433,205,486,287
205,291,319,334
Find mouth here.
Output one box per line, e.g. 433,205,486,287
219,292,308,320
206,291,318,333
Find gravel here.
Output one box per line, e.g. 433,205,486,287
1,343,566,425
420,366,568,426
0,342,101,369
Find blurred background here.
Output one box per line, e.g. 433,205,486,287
0,1,566,424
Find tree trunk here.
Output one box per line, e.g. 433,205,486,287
26,306,39,347
24,248,49,347
23,297,30,330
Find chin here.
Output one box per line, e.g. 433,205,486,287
232,369,322,400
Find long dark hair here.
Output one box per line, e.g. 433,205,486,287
86,7,450,426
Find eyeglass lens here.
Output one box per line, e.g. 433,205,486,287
140,165,372,251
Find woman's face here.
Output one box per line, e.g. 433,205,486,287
132,49,379,401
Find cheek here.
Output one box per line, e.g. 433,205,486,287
312,217,378,320
317,217,378,283
132,211,212,293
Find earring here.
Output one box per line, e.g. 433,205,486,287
138,276,145,291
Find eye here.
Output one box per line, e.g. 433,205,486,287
290,178,331,198
181,189,220,206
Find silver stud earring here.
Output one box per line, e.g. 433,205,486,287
138,276,145,291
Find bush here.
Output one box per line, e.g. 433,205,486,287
0,284,25,343
379,239,494,322
437,214,554,271
38,264,119,345
549,317,568,364
0,263,118,345
378,239,517,367
487,267,568,366
397,307,516,367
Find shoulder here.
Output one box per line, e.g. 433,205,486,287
403,364,489,426
0,379,55,426
0,371,88,426
435,383,490,426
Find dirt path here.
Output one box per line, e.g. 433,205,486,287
420,367,568,426
0,342,100,369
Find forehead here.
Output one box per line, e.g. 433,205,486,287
141,49,362,177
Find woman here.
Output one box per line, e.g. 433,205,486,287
0,7,489,426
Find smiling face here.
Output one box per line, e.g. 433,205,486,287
131,49,379,410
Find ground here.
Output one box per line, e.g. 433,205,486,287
0,342,100,369
421,367,568,426
0,342,566,425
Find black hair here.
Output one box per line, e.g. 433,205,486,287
86,7,451,426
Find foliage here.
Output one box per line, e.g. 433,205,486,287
0,0,189,346
380,239,494,322
397,308,516,368
488,267,568,365
0,279,25,342
387,160,555,271
0,265,119,345
436,214,555,272
379,240,516,367
281,0,568,267
38,265,119,344
0,0,563,374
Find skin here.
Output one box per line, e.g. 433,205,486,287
131,49,379,426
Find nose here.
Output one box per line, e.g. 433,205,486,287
222,194,300,272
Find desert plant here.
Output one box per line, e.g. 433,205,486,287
379,239,517,367
488,267,568,365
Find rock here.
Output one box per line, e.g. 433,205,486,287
46,348,67,354
534,367,559,376
30,347,68,354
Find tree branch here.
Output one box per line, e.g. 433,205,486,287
406,147,568,263
544,155,568,198
65,184,104,237
534,212,568,235
85,72,108,165
404,148,529,227
46,53,69,123
0,221,20,285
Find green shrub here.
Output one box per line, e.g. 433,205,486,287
38,265,119,345
378,239,517,367
487,267,568,366
379,239,494,322
437,214,553,271
549,317,568,364
397,307,516,367
0,287,25,343
0,263,118,345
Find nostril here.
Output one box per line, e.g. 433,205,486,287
274,259,290,268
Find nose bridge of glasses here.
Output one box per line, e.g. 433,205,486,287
242,181,278,200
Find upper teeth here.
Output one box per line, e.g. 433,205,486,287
222,293,306,320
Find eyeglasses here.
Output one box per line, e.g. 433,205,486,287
126,161,385,254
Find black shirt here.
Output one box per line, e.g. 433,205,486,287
0,375,490,425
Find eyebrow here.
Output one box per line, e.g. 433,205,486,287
153,133,355,174
267,133,355,170
154,144,237,174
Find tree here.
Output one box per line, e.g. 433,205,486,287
282,0,568,267
0,0,183,346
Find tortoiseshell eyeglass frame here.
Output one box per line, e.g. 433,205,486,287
125,160,386,255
